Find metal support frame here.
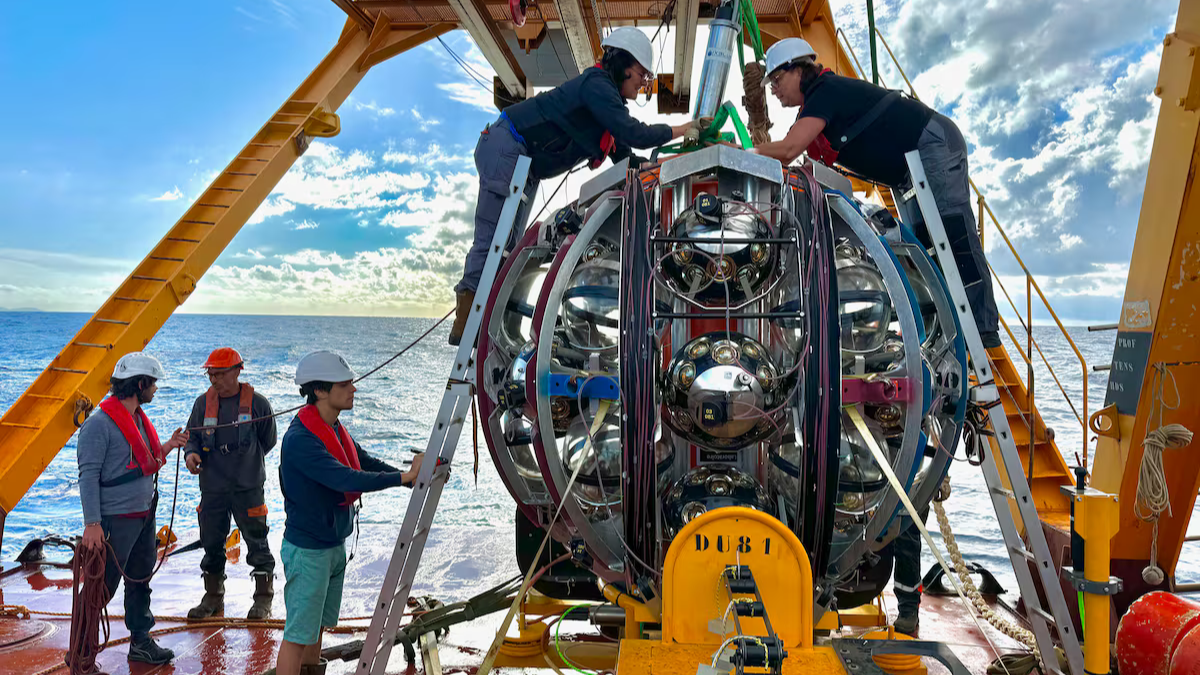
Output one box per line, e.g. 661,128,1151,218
552,0,600,73
902,150,1084,675
672,0,701,98
355,156,535,674
445,0,528,97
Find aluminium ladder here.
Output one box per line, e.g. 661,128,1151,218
354,156,535,674
900,150,1085,675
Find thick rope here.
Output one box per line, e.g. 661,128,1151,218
741,63,771,145
932,500,1038,649
64,544,109,675
1135,362,1194,585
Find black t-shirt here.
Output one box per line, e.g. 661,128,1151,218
797,72,934,186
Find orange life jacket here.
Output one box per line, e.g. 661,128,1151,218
296,404,362,506
201,383,255,452
97,397,165,487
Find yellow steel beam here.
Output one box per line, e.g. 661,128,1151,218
1092,0,1200,578
553,0,602,73
0,20,443,517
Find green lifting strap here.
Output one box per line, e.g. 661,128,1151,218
658,101,752,155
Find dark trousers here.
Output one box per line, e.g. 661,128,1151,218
100,513,157,640
198,487,274,576
903,113,1000,336
456,117,539,294
894,507,929,616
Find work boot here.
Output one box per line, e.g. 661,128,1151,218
448,289,475,346
128,636,175,665
893,611,919,636
981,331,1003,349
247,572,274,620
187,572,225,619
299,659,329,675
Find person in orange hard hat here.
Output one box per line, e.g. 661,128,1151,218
183,347,278,620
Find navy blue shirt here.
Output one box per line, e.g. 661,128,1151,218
505,66,673,179
280,415,407,549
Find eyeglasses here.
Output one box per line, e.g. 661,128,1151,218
767,69,789,88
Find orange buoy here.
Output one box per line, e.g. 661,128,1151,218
1171,624,1200,675
1117,592,1200,675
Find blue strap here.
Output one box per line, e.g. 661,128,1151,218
499,111,527,146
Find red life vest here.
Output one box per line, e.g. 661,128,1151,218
97,397,165,483
590,60,618,170
296,404,362,506
201,383,255,451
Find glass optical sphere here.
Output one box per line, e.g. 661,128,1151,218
662,464,770,537
661,332,783,450
660,193,776,305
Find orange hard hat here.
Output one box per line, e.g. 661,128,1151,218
203,347,244,370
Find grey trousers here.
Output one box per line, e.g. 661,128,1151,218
902,113,999,336
455,117,539,294
893,506,929,616
100,512,158,640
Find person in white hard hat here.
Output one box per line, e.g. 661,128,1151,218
75,352,189,666
275,350,425,675
448,26,711,346
753,38,1000,352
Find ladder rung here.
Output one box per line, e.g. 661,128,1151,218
50,367,88,374
225,171,259,177
1011,545,1035,562
95,318,130,325
114,296,149,303
991,486,1015,500
196,202,230,209
1030,606,1058,626
150,256,185,262
0,421,40,429
25,394,66,400
181,219,217,226
247,142,281,148
166,237,200,243
131,275,167,282
210,187,245,193
73,342,109,348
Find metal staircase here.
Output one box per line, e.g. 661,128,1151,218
901,151,1085,675
354,156,534,675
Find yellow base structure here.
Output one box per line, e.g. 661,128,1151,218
615,640,848,674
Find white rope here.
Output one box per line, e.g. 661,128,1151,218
933,499,1038,649
1135,363,1194,585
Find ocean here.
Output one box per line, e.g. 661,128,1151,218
0,311,1194,601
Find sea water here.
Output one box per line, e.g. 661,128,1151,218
1,311,1194,602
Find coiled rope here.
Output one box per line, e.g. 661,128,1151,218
1135,363,1194,585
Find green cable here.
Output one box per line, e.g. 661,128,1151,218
1078,591,1086,633
555,605,598,675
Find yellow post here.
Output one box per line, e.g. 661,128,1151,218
1071,486,1120,674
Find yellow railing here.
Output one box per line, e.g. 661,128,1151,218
838,28,1091,467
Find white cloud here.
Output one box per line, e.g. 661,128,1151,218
246,141,431,225
1059,233,1084,250
189,247,464,316
151,186,184,201
0,248,133,311
292,219,318,230
382,143,470,168
411,107,441,132
350,98,397,118
234,249,267,260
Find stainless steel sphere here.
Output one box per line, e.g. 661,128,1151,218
661,331,782,450
836,247,892,354
660,193,776,306
662,464,770,537
561,252,620,352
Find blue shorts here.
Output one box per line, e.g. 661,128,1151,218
281,539,347,645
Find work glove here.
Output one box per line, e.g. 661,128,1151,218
683,116,716,147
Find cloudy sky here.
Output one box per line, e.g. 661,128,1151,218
0,0,1177,323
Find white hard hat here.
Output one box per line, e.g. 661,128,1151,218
601,27,655,75
765,38,818,78
295,350,357,385
113,352,166,380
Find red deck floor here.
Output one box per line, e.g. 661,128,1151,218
0,524,1030,675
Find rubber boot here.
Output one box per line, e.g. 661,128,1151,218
247,572,274,620
187,573,225,619
299,658,328,675
448,289,474,346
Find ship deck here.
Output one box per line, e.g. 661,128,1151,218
0,523,1029,674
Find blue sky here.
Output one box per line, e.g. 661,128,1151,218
0,0,1179,323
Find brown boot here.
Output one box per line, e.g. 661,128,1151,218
247,572,273,620
448,289,475,346
299,659,328,675
187,573,224,619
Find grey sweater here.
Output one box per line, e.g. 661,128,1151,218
77,408,157,524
